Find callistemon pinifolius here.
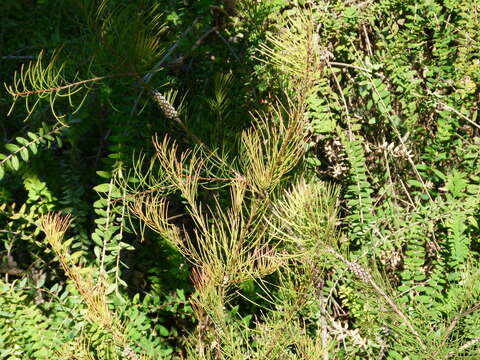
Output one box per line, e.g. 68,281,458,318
151,90,179,120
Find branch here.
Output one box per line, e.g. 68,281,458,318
440,302,480,349
329,61,372,73
130,19,199,116
10,72,139,97
1,127,63,167
1,55,37,60
329,248,426,350
142,19,199,84
448,337,480,357
437,101,480,131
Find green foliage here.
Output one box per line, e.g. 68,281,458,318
0,279,58,359
2,0,480,359
0,123,63,180
340,131,375,248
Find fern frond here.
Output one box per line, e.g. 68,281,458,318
91,167,133,294
0,123,64,179
397,212,428,305
445,212,469,274
340,130,375,247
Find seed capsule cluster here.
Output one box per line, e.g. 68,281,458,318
346,260,372,283
151,90,179,120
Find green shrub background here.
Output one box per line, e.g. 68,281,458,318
1,0,479,359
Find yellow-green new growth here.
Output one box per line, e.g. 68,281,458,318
40,212,142,360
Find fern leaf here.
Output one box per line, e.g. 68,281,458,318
340,130,375,247
0,124,63,180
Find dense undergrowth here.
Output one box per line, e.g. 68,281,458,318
1,0,479,359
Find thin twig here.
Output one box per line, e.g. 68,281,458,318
326,61,352,138
366,70,434,202
0,229,22,236
399,178,415,207
329,61,372,73
447,337,480,357
362,24,373,58
145,19,199,83
214,29,241,63
1,55,37,60
440,302,480,349
171,26,219,65
0,127,63,166
11,72,139,97
437,101,480,131
313,265,329,360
